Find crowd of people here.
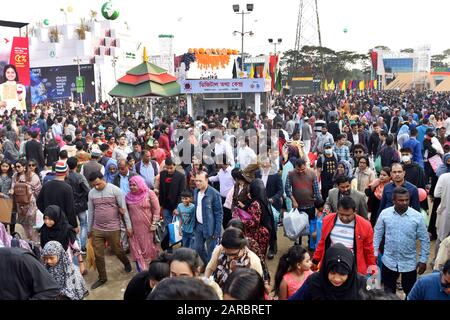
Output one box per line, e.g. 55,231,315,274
0,64,449,301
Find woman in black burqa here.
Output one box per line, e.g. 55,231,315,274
40,205,77,251
289,243,368,300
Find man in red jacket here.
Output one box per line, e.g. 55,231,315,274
312,196,376,275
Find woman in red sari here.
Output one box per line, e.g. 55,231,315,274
126,175,161,272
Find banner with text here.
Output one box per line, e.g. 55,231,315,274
181,79,271,94
9,37,30,86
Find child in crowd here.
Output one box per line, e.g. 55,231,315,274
176,190,195,249
310,199,326,251
274,245,313,300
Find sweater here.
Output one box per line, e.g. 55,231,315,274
36,180,78,228
87,183,131,232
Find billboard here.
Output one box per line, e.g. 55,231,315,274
30,64,95,104
289,79,315,95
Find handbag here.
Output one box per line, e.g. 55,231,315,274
234,207,252,222
374,155,382,174
168,216,182,245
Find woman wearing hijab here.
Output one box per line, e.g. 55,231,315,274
396,123,410,148
244,179,274,282
39,205,86,274
126,175,161,272
104,158,119,184
41,241,88,300
289,243,367,300
333,160,353,185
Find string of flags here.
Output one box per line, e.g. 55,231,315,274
322,79,378,91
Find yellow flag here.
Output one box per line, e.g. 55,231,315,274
341,79,346,91
359,80,365,91
249,64,255,78
374,79,378,90
265,67,271,79
324,79,329,91
330,79,335,91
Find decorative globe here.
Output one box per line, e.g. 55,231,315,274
43,19,50,26
101,1,120,20
343,28,348,33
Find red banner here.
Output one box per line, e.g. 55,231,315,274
9,37,30,86
371,51,378,71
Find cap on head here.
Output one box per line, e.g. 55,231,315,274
55,161,68,176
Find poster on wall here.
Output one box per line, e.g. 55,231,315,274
30,64,95,104
0,37,31,111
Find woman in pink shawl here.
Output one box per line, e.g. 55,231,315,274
54,135,65,148
125,175,161,271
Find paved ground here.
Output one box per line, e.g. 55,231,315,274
15,225,436,300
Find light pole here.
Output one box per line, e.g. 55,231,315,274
233,4,254,75
268,38,282,55
112,55,119,81
73,56,83,104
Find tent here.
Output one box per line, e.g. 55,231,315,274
108,47,181,119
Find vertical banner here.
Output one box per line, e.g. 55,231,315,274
9,37,30,86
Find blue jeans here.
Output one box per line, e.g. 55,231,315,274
182,232,195,249
77,211,88,250
194,223,217,265
163,209,173,226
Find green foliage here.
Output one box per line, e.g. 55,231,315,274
280,46,370,81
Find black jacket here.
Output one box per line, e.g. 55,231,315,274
25,139,45,169
159,170,186,211
36,180,78,228
66,172,90,214
256,171,283,211
327,122,341,141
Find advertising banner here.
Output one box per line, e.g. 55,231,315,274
9,37,30,86
30,64,95,104
181,78,271,94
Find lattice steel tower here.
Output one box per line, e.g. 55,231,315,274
294,0,324,78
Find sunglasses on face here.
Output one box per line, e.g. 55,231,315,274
28,164,36,167
355,150,364,154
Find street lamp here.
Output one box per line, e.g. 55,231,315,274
232,3,254,75
268,38,282,55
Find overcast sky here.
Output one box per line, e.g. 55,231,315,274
2,0,449,56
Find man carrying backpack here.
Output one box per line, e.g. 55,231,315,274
316,143,338,200
66,157,90,253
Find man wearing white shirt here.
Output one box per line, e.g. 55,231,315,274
112,135,133,161
209,154,234,228
214,136,235,167
236,138,257,170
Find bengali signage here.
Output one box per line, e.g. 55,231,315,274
181,78,271,94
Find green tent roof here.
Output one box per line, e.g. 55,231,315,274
127,62,167,76
109,81,181,98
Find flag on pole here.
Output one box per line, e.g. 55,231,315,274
275,69,282,92
359,80,365,91
324,79,329,91
352,80,357,90
249,64,255,78
232,60,237,79
374,79,378,90
348,80,353,90
330,79,335,91
341,79,346,91
369,80,374,89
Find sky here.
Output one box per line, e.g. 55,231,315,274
2,0,449,56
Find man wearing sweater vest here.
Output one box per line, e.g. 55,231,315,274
87,171,133,290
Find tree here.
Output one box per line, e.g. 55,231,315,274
400,48,414,53
373,45,391,51
431,54,449,69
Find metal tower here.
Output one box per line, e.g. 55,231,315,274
294,0,324,78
